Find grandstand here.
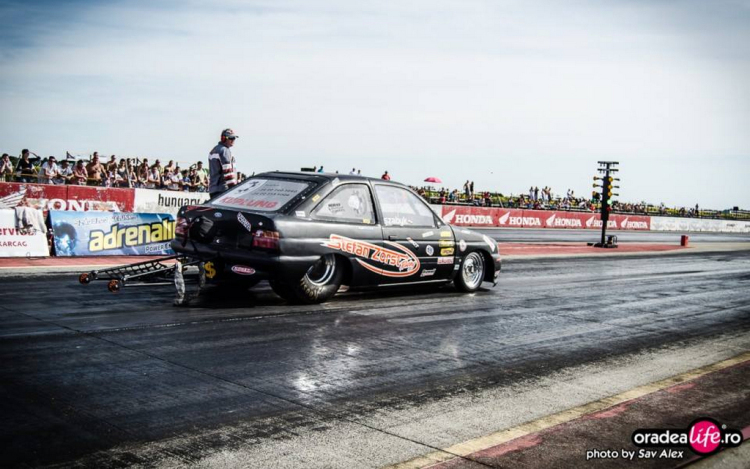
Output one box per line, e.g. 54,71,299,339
2,152,746,221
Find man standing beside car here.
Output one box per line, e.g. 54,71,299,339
209,128,238,199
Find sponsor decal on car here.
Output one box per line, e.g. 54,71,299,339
385,216,410,226
237,212,252,232
459,239,467,252
295,211,305,217
440,231,451,237
406,237,419,249
420,268,436,278
323,234,420,277
437,256,454,265
214,212,223,218
231,265,256,275
312,194,321,202
421,231,434,237
425,245,434,256
440,247,455,256
204,261,217,279
438,239,454,248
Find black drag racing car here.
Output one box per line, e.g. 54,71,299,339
171,172,501,303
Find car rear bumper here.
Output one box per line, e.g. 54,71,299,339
171,239,318,280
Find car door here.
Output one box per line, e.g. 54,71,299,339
308,182,384,287
373,184,455,284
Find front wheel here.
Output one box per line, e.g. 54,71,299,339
271,254,343,304
455,252,485,292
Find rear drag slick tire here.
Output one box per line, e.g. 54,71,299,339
272,254,343,304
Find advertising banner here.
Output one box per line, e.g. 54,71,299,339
439,205,651,230
66,185,134,212
0,183,68,211
650,216,750,233
134,188,210,215
0,209,50,257
0,182,133,212
49,211,175,256
441,206,518,227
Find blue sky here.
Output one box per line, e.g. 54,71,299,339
1,0,748,209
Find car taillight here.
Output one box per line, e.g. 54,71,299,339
176,216,188,236
252,230,280,250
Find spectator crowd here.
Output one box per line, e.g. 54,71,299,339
1,150,248,192
412,183,719,219
0,151,737,219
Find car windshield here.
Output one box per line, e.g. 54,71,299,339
211,177,312,212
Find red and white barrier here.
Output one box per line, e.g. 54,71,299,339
440,206,651,231
650,216,750,233
0,183,209,215
0,183,132,212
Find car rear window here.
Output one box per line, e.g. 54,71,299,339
211,178,312,212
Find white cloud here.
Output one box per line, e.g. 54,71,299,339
0,0,748,208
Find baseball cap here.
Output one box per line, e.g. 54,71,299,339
221,128,239,139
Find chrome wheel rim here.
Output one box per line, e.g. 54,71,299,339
305,255,336,286
462,253,483,289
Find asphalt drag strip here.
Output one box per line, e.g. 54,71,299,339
0,249,749,468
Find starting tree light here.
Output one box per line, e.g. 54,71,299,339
591,161,620,248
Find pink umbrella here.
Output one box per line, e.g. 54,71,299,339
424,177,442,183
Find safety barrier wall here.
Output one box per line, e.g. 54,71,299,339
433,205,750,233
0,182,132,211
438,205,650,230
650,216,750,233
0,182,209,215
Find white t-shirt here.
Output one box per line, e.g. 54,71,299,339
168,173,181,190
38,162,59,184
53,165,73,184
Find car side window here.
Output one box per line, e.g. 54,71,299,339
312,184,376,224
375,185,436,227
